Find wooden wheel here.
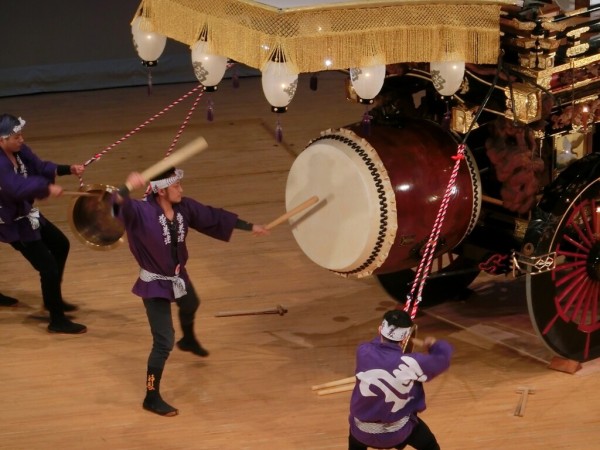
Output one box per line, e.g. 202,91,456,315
377,253,480,306
525,155,600,361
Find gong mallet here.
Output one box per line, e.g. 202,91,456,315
118,136,208,195
61,191,103,198
215,304,288,317
514,387,535,417
265,195,319,230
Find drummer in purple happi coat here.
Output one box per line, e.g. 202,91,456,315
114,167,269,417
0,113,86,333
348,309,453,450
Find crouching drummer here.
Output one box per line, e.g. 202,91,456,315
348,309,453,450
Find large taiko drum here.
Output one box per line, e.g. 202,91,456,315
285,118,482,278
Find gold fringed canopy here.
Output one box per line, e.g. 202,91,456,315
135,0,519,72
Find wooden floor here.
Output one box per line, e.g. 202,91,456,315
1,73,599,449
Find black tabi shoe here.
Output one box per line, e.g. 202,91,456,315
143,395,178,417
61,301,79,312
47,317,87,334
44,301,80,313
176,338,209,357
0,293,18,306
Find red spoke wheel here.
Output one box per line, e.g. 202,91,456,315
526,161,600,362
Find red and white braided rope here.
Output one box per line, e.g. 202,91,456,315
406,144,466,319
163,89,204,158
78,84,204,187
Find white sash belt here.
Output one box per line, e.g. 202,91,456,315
139,268,187,299
354,415,411,434
15,207,40,230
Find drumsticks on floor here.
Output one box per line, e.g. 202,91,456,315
215,304,287,317
312,338,424,396
266,195,319,230
312,376,356,396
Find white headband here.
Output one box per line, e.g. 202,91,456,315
380,319,412,342
0,117,26,138
149,169,184,193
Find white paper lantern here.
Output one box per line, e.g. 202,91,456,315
430,61,465,96
349,64,386,104
191,40,228,92
261,61,299,113
131,16,167,66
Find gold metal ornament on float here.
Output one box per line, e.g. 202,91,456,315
68,184,125,250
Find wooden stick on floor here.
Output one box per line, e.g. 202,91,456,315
312,376,356,396
514,387,535,417
311,376,355,391
311,339,426,395
215,305,287,317
316,384,355,396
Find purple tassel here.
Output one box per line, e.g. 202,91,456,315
275,119,283,143
441,110,451,131
147,68,153,95
232,71,240,89
441,100,451,130
309,74,318,91
361,109,372,136
207,99,214,122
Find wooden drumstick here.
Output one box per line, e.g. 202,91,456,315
266,195,319,230
61,191,102,197
312,376,355,391
312,339,425,393
316,384,355,396
121,136,208,194
215,304,287,317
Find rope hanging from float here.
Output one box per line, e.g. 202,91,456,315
405,52,506,319
163,89,204,158
78,84,205,187
405,145,465,319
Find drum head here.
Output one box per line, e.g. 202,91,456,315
286,129,397,276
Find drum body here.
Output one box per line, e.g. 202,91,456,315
285,118,482,278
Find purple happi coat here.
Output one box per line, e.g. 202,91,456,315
116,194,238,300
349,337,453,449
0,144,56,243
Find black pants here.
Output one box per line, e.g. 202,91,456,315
10,220,70,319
143,282,200,369
348,417,440,450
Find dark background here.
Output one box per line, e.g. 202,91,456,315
0,0,224,97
